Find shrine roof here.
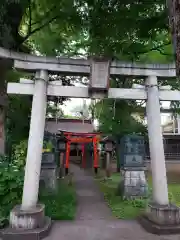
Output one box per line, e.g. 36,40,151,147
59,131,100,136
46,117,92,123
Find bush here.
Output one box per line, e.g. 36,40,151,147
0,139,77,226
0,158,24,227
39,180,77,220
13,140,28,168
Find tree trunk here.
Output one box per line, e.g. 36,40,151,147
0,59,12,155
0,107,5,155
0,1,29,154
167,0,180,77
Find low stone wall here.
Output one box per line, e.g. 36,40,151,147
145,161,180,173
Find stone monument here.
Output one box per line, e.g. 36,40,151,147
119,134,148,199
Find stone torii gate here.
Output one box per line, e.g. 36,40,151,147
1,46,180,238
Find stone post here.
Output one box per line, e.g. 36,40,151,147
177,114,180,134
4,70,52,240
104,138,113,178
139,76,180,234
106,152,111,178
59,152,65,178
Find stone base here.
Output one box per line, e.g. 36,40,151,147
138,215,180,235
0,216,51,240
10,204,45,229
0,204,52,239
138,203,180,235
146,203,180,225
121,170,148,199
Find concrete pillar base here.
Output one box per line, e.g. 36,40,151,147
121,170,148,199
138,203,180,235
0,204,52,240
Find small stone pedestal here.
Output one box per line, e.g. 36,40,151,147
0,204,51,240
40,152,58,192
121,168,148,199
40,165,58,191
138,203,180,234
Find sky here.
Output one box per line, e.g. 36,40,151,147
60,80,172,125
61,97,171,125
61,80,91,117
61,98,90,116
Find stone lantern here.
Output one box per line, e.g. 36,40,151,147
103,136,114,178
104,137,114,152
56,134,67,178
57,135,67,152
89,57,111,96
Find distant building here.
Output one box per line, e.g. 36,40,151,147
45,118,94,134
45,118,95,166
162,114,180,134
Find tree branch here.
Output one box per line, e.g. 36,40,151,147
136,41,172,55
21,15,59,44
124,41,172,56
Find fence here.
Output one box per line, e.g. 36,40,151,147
145,141,180,160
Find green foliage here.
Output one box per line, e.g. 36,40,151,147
97,172,180,220
0,159,24,227
0,150,77,226
13,140,28,168
9,0,171,63
94,79,147,136
46,103,64,118
39,180,77,220
130,198,146,208
0,0,174,62
98,181,144,219
6,70,31,157
43,140,54,152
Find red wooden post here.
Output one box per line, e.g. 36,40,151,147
65,140,71,174
81,143,85,168
59,152,64,178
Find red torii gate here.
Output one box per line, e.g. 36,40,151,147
62,131,100,171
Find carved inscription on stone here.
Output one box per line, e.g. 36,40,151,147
10,212,35,229
121,135,145,168
91,61,109,88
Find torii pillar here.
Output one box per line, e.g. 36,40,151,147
7,70,51,238
139,76,180,234
146,76,169,205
